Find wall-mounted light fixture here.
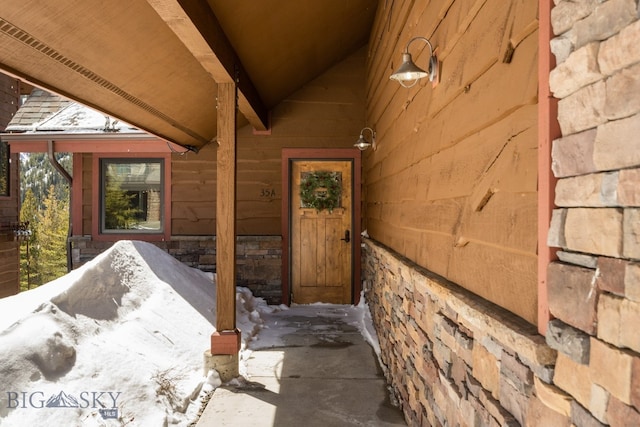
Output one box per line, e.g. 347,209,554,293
389,36,438,88
354,127,376,151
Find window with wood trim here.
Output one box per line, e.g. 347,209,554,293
100,158,164,234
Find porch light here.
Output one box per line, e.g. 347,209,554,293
354,127,376,151
390,36,438,88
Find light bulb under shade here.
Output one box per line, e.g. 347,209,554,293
389,39,439,88
389,53,429,86
354,137,371,151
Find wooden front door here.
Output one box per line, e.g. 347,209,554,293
290,160,353,304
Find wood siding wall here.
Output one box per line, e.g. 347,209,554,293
171,146,216,235
365,0,539,324
77,48,366,238
72,49,367,302
170,48,367,236
0,74,20,297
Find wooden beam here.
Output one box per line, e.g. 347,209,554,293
537,0,559,335
146,0,269,131
215,82,237,334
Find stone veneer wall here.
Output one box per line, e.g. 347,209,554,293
544,0,640,425
70,235,283,304
363,240,563,426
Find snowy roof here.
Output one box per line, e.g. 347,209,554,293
5,89,143,134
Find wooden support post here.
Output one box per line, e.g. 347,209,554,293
211,81,240,355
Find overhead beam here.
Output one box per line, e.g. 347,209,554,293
146,0,269,131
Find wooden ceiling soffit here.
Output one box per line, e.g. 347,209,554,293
0,4,218,150
147,0,269,131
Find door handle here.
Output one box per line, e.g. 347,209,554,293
340,230,350,243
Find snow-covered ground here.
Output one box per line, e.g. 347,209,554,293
0,240,380,426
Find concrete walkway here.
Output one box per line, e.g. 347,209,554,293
197,305,407,426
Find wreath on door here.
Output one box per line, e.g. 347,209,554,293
300,171,342,212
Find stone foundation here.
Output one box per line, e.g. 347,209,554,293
70,235,283,304
363,239,562,426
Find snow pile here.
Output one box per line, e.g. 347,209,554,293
0,240,384,426
0,240,264,426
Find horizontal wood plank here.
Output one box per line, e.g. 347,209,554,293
447,242,537,324
171,219,215,235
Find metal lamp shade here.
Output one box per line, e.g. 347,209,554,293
354,135,371,151
389,53,429,87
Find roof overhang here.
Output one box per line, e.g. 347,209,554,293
0,0,267,150
2,132,183,153
0,0,376,150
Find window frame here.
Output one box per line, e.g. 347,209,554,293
92,153,171,241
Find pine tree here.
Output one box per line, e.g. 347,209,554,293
20,153,70,208
19,188,41,290
18,153,72,289
37,185,69,284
